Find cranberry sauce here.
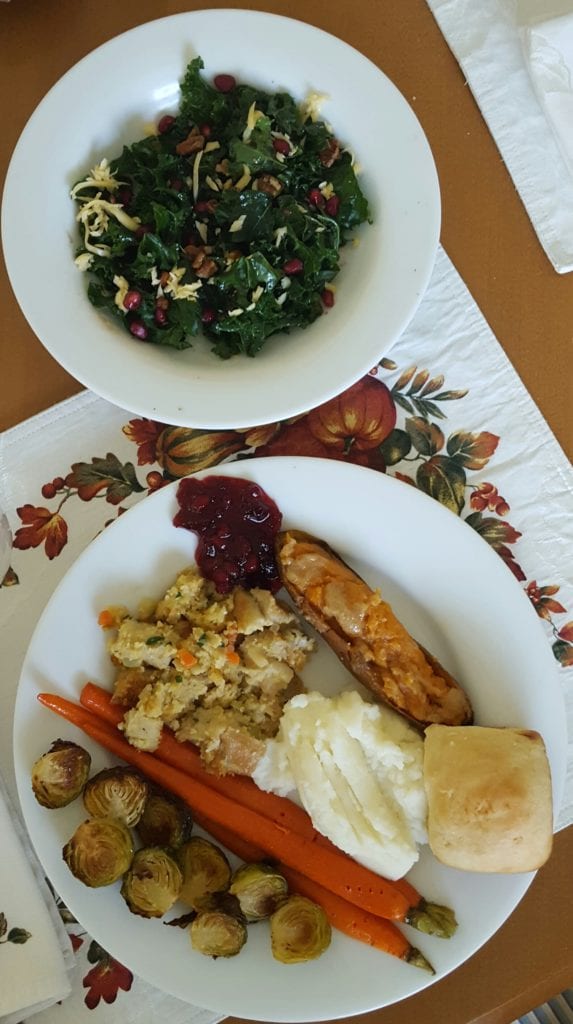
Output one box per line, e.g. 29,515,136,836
174,475,282,594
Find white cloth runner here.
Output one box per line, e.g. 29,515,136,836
0,771,73,1024
0,245,572,1023
426,0,573,273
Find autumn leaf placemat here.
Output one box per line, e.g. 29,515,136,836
0,245,572,1023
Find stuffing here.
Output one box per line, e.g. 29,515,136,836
103,567,314,774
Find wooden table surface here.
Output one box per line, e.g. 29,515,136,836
1,2,572,1023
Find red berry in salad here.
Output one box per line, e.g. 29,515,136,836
308,188,325,209
157,115,176,134
129,320,149,340
154,305,169,327
201,307,217,325
282,258,304,276
325,194,340,217
321,288,335,308
199,123,212,137
213,74,236,93
123,290,142,312
134,225,152,240
272,138,290,156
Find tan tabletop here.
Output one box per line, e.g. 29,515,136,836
1,2,572,1023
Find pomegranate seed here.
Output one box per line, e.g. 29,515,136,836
170,178,183,191
201,307,217,325
194,200,212,214
158,114,176,134
200,123,212,137
52,476,65,491
213,73,236,93
325,194,340,217
283,257,304,276
41,482,57,499
123,290,142,312
135,224,152,240
154,305,169,326
129,320,149,340
116,188,132,207
321,288,335,308
272,138,290,156
308,188,325,208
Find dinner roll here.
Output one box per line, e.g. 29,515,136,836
424,725,553,873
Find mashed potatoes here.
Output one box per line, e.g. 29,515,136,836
106,567,315,774
253,690,427,880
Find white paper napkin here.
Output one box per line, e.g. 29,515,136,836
426,0,573,272
0,773,73,1024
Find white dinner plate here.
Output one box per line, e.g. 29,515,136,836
14,458,566,1022
1,10,440,429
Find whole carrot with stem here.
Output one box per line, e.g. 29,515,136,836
38,692,413,922
79,683,457,938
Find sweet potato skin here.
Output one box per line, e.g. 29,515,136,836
275,530,473,730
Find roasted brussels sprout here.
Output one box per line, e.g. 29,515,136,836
83,767,148,827
121,847,183,918
177,836,231,910
230,863,288,921
137,788,193,849
270,895,331,964
63,818,134,887
32,739,91,808
190,893,248,958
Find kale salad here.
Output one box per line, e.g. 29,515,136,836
71,58,371,358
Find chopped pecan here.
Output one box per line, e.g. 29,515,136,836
176,126,205,156
253,174,283,197
159,270,170,288
319,137,341,167
183,244,217,278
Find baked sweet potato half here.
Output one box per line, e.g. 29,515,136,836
275,530,473,729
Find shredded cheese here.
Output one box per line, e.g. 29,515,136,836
74,252,94,272
204,141,220,153
276,292,288,306
205,175,220,192
196,222,209,243
273,226,288,248
113,275,130,312
70,159,126,199
300,91,329,123
228,308,244,317
251,285,264,303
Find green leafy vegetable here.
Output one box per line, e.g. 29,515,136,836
71,56,371,358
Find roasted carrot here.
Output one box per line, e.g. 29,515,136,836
78,683,457,938
38,692,412,923
191,814,433,972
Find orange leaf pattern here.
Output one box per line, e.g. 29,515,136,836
13,506,68,560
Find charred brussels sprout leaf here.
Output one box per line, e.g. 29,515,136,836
136,788,193,849
270,895,331,963
83,767,148,827
121,847,183,918
63,818,134,887
32,740,91,808
177,836,231,910
190,893,247,958
230,863,288,921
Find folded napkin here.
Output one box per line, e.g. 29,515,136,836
426,0,573,272
522,12,573,180
0,772,73,1024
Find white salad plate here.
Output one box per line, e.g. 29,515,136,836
1,10,440,429
14,457,566,1022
